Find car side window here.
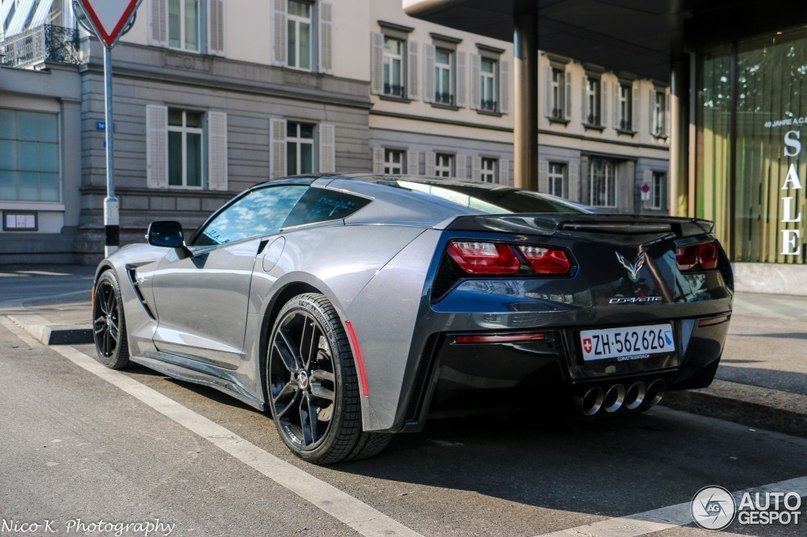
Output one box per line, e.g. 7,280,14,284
193,186,308,246
283,188,371,228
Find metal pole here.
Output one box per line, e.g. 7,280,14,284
513,11,538,190
103,44,119,256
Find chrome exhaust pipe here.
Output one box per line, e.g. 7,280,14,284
623,381,647,411
577,387,604,416
644,379,666,408
603,384,626,413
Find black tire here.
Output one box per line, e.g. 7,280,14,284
266,293,392,464
92,270,130,370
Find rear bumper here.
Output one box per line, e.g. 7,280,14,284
395,313,730,432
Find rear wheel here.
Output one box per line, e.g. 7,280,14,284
92,271,130,369
266,293,391,464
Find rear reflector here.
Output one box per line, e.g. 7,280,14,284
447,241,521,275
344,321,370,397
454,333,546,344
676,241,719,271
517,246,571,275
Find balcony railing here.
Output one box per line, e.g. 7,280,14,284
1,25,81,69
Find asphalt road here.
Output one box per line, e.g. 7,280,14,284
0,266,95,307
1,316,805,537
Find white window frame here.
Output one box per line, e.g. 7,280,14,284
619,83,632,131
167,109,205,189
286,121,315,175
548,162,567,198
653,90,666,137
480,157,498,183
435,152,454,178
589,159,616,208
434,47,454,106
550,67,565,120
651,171,666,209
383,36,405,98
585,76,601,126
287,0,313,71
168,0,202,52
384,148,405,175
480,57,497,112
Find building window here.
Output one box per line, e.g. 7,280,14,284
585,76,601,126
434,47,454,105
548,162,567,198
653,90,666,136
618,83,633,131
550,67,565,120
383,36,405,97
652,171,667,210
168,109,204,188
0,109,60,202
589,158,616,208
286,122,315,175
480,157,498,183
435,153,454,178
168,0,200,52
480,58,498,112
287,0,313,71
384,149,405,175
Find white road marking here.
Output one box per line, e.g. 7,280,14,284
534,475,807,537
1,318,422,537
0,316,41,347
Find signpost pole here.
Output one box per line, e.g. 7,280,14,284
103,44,119,257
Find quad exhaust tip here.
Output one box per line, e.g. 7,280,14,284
624,381,647,410
603,384,626,413
576,379,664,416
644,379,666,408
578,386,604,416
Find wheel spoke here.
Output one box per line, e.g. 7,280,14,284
273,381,298,405
275,390,301,420
310,369,334,383
299,392,318,446
98,287,110,315
272,341,298,372
104,286,115,314
310,383,334,403
277,327,303,370
300,321,318,369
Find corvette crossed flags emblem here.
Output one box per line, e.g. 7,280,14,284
615,250,647,283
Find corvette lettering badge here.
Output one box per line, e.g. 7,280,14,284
615,251,646,283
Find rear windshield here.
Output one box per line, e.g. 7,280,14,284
395,180,589,214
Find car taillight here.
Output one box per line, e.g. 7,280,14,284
676,241,719,271
517,246,571,275
446,241,520,275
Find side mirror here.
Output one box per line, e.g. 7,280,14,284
147,221,185,248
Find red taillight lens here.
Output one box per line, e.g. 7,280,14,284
447,241,521,275
518,246,571,275
676,241,719,271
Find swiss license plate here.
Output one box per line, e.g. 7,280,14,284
580,323,675,362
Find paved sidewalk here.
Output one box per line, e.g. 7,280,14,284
1,265,805,437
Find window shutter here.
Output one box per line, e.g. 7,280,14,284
207,111,228,191
613,82,619,128
469,54,480,110
372,148,385,174
632,83,639,131
146,105,168,189
206,0,225,55
456,154,467,179
581,76,587,122
544,66,552,118
538,159,549,192
425,152,435,177
471,156,481,181
664,90,670,137
499,60,509,114
642,168,653,206
407,40,419,99
319,123,335,173
601,81,609,127
272,0,287,66
370,32,384,95
564,71,572,120
500,158,510,185
318,2,333,74
649,89,655,135
423,44,435,103
455,51,467,108
569,162,579,201
149,0,167,46
270,118,287,178
406,150,419,175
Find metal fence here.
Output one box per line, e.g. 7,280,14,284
0,25,81,69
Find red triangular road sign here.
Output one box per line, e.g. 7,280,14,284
76,0,143,48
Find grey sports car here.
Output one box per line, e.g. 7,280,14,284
93,174,733,464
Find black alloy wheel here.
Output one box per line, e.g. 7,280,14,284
267,293,391,464
92,271,130,369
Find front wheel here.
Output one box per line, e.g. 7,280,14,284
92,271,130,369
266,293,391,464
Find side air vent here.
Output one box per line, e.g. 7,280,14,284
126,266,156,319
